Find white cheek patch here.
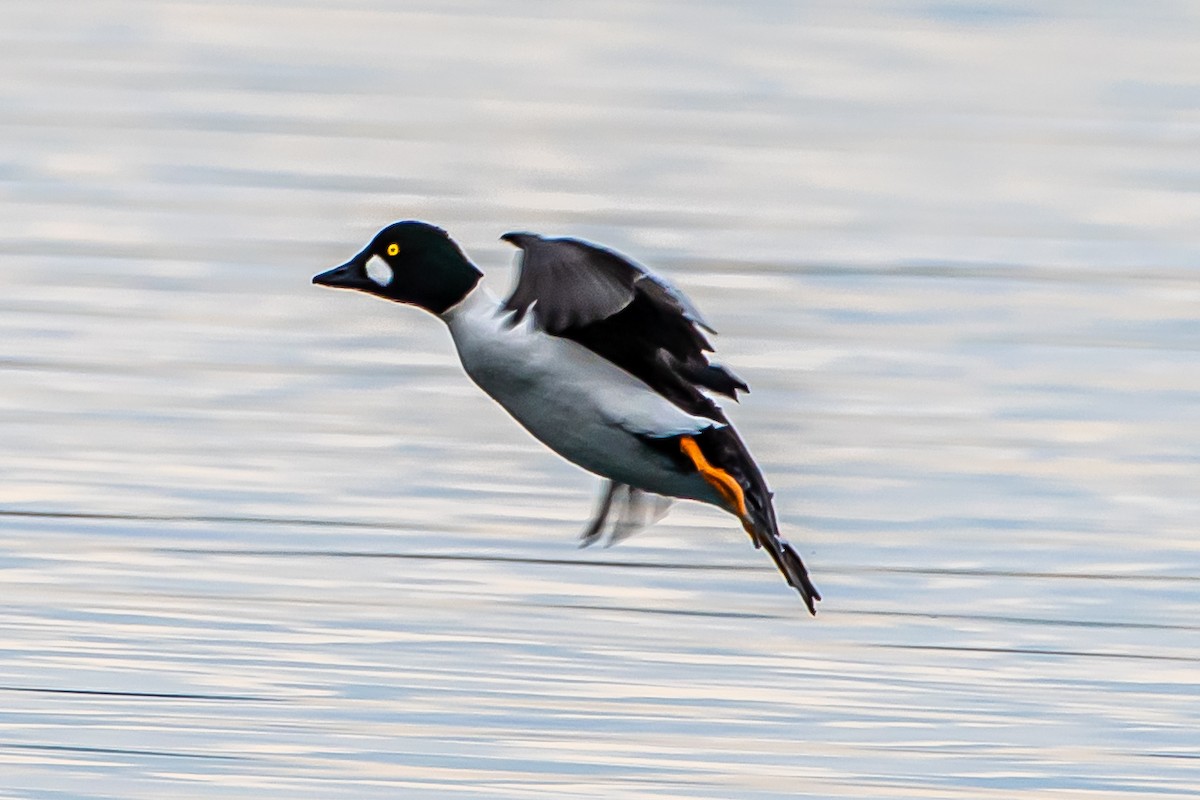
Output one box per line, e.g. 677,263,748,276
365,254,394,287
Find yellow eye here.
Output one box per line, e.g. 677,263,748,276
386,243,400,256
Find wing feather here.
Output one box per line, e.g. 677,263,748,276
500,232,747,421
500,233,637,332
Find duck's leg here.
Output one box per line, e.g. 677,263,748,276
679,433,820,614
579,480,622,548
678,435,749,525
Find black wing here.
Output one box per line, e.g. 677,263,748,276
500,232,747,421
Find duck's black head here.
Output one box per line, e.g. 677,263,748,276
313,221,483,315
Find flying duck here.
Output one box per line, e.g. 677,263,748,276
313,221,820,613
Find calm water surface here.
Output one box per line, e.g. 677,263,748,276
1,1,1198,798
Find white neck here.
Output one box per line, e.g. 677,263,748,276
441,281,504,322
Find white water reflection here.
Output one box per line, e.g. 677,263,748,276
1,0,1198,798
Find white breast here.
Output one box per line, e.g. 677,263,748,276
441,287,723,502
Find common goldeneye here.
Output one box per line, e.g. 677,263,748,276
313,221,820,613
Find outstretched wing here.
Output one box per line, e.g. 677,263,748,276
500,232,747,421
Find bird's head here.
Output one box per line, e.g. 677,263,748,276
313,221,482,315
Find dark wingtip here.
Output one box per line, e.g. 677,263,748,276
696,364,751,400
500,231,541,248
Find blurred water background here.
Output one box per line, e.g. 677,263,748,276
2,1,1198,798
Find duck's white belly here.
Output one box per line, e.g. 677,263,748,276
443,289,723,503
